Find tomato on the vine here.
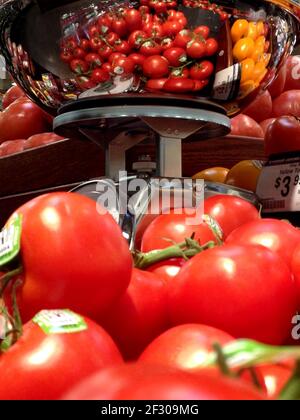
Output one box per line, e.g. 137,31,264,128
112,56,135,75
146,258,185,283
112,18,128,38
205,38,219,56
160,37,175,51
105,32,120,47
89,37,103,51
163,47,187,67
70,59,89,74
190,60,214,80
60,50,73,63
145,78,168,91
85,53,102,68
91,67,110,83
140,41,162,56
174,30,193,48
128,53,146,67
186,40,206,59
163,77,195,93
108,52,126,64
171,68,189,78
142,55,169,78
128,30,147,48
162,20,184,37
122,8,143,32
194,25,210,39
115,40,131,55
143,22,164,39
73,47,86,60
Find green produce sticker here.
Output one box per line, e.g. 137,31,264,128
0,214,22,268
33,310,88,335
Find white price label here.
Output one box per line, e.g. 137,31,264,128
212,63,241,101
256,160,300,212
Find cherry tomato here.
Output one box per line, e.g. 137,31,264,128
70,59,89,74
174,30,193,48
163,47,187,67
112,56,135,76
88,25,100,38
73,47,86,60
186,40,206,59
100,268,169,360
102,62,112,73
233,37,255,62
122,8,143,32
230,114,264,138
162,20,183,37
89,37,103,51
0,311,122,400
145,78,168,91
171,68,190,78
128,30,147,49
105,32,120,46
6,192,132,322
63,37,77,51
160,37,175,51
112,18,128,38
97,14,113,33
243,90,272,123
163,77,195,93
231,19,249,43
84,53,102,68
226,219,300,269
240,58,255,83
143,22,164,39
264,116,300,156
108,52,126,64
98,45,114,60
168,244,297,345
190,60,214,80
2,85,25,109
204,194,260,239
91,67,110,83
128,53,146,67
115,40,131,55
60,50,73,63
79,38,91,51
142,55,169,78
152,1,168,14
193,79,209,91
253,62,267,82
272,90,300,118
194,25,210,39
140,41,162,56
205,38,219,56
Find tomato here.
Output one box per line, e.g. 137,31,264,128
291,243,300,305
60,49,74,63
105,32,120,47
123,8,142,32
0,311,122,400
108,52,126,64
84,52,102,68
128,53,146,67
192,167,229,183
139,324,234,370
260,118,276,136
162,20,183,37
142,55,169,78
230,114,264,138
75,75,96,90
174,30,193,48
146,258,185,283
0,97,50,142
168,244,297,345
226,219,300,268
193,79,209,91
145,78,168,91
0,139,26,156
63,363,265,400
112,57,135,76
89,37,103,51
112,18,128,38
225,160,262,193
140,41,162,56
268,62,287,98
243,90,272,123
163,77,195,93
143,22,164,39
259,364,293,399
264,116,300,156
99,268,169,360
128,30,148,48
88,25,100,38
98,45,114,60
204,195,260,239
102,62,112,73
246,22,258,41
194,25,210,39
70,58,89,74
186,40,206,59
190,60,214,80
91,67,110,83
205,38,219,56
253,62,267,82
163,47,187,67
151,1,167,14
24,133,64,149
233,37,255,62
272,90,300,118
7,192,132,322
141,211,216,252
73,47,86,60
285,55,300,91
171,68,189,78
231,19,249,43
79,38,91,51
97,15,113,33
115,40,131,55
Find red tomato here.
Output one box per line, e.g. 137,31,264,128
123,8,142,31
112,57,135,75
108,52,126,64
145,78,168,91
285,55,300,91
160,37,175,51
268,62,287,98
105,32,120,46
128,30,147,48
168,244,297,345
291,243,300,304
84,52,102,68
147,258,185,283
205,38,219,56
128,53,146,67
0,97,50,142
88,25,100,38
174,30,193,48
89,37,103,51
171,68,190,78
91,67,111,83
102,62,112,73
142,55,169,78
272,90,300,118
230,114,264,138
2,85,25,109
243,90,272,123
98,45,114,60
112,18,128,38
162,20,183,37
140,41,162,56
73,47,86,59
259,364,293,399
7,192,132,322
139,324,234,370
0,139,26,156
194,25,210,39
163,78,195,93
60,50,74,63
100,268,169,360
70,58,89,73
193,79,209,91
226,219,300,268
163,47,187,66
143,22,164,39
186,40,206,59
204,195,260,239
63,364,265,400
141,211,216,252
79,38,91,51
115,40,131,55
97,15,113,33
260,118,276,136
0,311,122,400
264,116,300,156
24,133,64,149
190,60,214,80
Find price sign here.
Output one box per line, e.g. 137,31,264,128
256,158,300,212
212,63,241,101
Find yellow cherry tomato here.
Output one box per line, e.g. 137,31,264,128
233,37,255,62
253,62,267,82
256,21,265,37
246,22,258,40
255,35,266,49
251,44,264,63
192,167,230,184
257,53,271,67
241,58,255,83
231,19,249,43
226,160,263,193
238,80,259,99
